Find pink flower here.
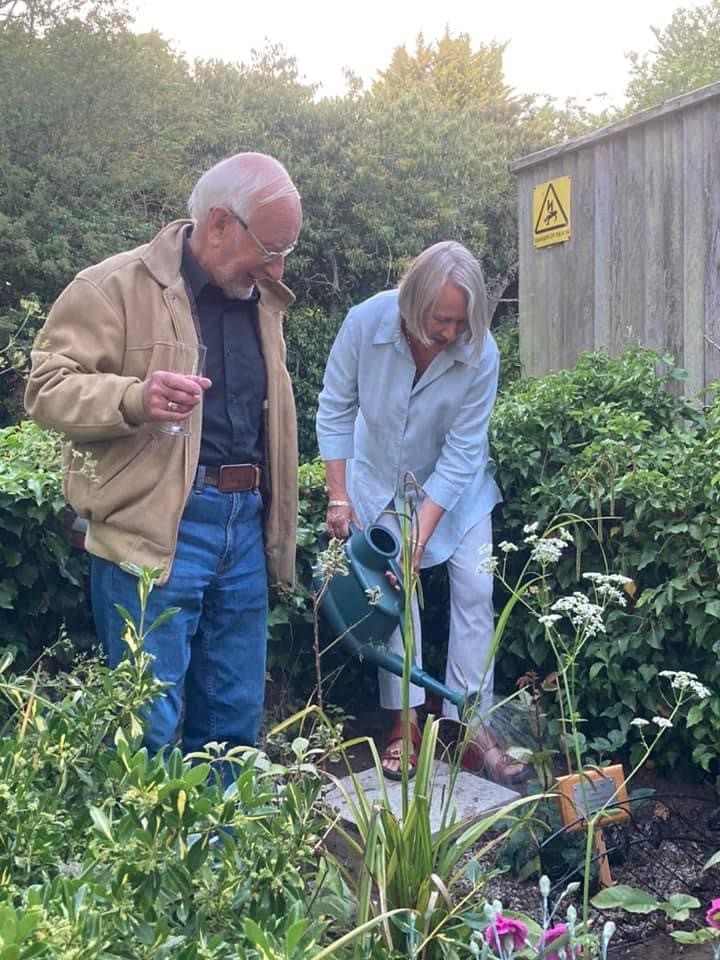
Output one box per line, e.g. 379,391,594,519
706,898,720,929
540,923,579,959
484,914,528,952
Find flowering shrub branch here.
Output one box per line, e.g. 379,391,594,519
480,518,713,952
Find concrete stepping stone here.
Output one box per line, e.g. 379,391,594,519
324,760,520,834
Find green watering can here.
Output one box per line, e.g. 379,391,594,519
316,524,468,713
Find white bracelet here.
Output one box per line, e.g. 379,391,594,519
328,499,352,508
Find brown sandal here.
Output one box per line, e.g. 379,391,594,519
380,718,422,781
460,732,532,786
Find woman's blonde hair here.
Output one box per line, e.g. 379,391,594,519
398,240,488,348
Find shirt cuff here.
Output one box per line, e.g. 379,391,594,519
423,474,463,512
317,435,355,460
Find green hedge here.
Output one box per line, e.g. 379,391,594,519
7,345,720,779
490,347,720,777
0,421,89,666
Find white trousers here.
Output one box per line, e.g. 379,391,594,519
376,512,495,721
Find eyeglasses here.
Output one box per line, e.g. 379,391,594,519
232,211,297,262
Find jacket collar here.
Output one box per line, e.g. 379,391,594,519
141,219,295,311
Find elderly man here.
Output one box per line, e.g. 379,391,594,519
25,152,301,762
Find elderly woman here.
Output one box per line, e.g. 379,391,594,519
316,240,526,784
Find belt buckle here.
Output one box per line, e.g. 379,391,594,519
217,463,258,493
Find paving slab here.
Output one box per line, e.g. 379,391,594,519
324,761,520,833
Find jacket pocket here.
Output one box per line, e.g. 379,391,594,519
65,432,157,523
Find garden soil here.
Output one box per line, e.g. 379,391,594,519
334,710,720,959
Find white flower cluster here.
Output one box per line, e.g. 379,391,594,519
476,542,499,574
652,716,673,729
630,718,650,727
583,572,633,586
524,525,574,565
530,537,567,565
583,572,633,607
581,575,627,607
538,613,562,628
498,540,519,553
658,669,711,699
550,593,605,636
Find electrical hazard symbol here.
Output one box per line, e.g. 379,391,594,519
532,176,571,248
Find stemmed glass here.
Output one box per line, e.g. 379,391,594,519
159,341,207,437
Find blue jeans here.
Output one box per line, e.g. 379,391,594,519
91,486,268,755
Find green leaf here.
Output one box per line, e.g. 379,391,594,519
686,703,705,728
145,607,181,634
89,806,113,842
671,929,714,945
183,763,211,787
591,884,659,913
660,893,700,920
705,599,720,619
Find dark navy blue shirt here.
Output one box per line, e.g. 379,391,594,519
181,233,267,467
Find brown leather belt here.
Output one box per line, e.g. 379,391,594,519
199,464,262,493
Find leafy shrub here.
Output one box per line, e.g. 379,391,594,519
12,343,720,782
493,313,521,390
0,641,345,958
490,346,720,777
284,305,341,461
267,458,378,715
0,421,90,666
0,296,43,426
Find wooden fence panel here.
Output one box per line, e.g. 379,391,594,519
682,105,707,399
511,83,720,399
704,106,720,389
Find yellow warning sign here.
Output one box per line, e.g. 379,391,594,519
533,176,571,248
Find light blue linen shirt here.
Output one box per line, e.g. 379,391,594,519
316,289,501,567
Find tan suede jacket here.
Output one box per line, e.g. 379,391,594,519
25,220,298,587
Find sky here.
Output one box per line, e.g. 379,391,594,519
129,0,702,108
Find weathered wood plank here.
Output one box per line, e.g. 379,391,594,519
703,102,720,388
519,165,545,378
564,145,595,364
643,121,665,353
593,139,612,352
681,104,706,401
540,160,567,374
516,173,539,378
663,113,685,395
624,125,646,349
609,135,628,355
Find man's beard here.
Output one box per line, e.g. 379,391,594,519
215,264,255,300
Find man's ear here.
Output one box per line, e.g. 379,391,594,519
207,205,235,238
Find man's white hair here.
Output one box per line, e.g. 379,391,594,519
187,152,299,225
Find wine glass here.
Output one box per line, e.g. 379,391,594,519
159,341,207,437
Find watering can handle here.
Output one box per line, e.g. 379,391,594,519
347,522,405,595
387,557,404,591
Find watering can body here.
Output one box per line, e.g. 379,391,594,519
315,524,403,650
315,524,468,713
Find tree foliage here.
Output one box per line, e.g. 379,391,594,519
625,0,720,110
374,29,514,111
0,0,129,34
0,14,607,455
